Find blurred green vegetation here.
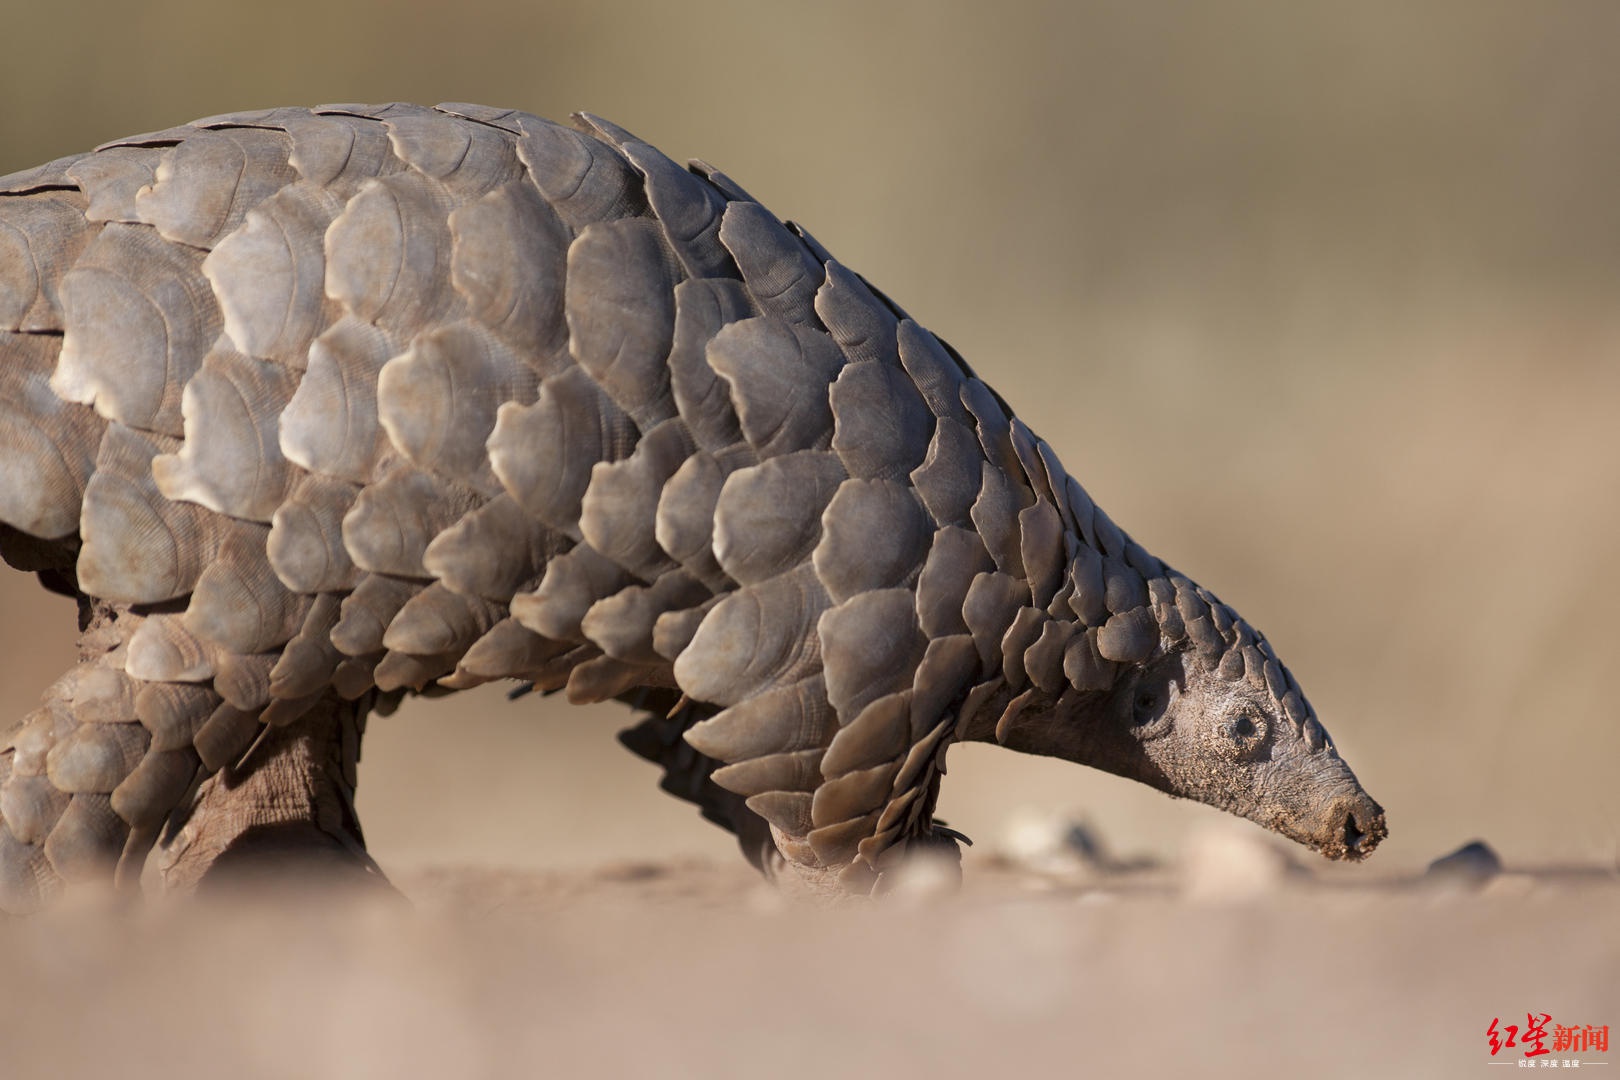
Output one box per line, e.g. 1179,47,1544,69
1,0,1616,870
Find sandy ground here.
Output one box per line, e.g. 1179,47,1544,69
0,845,1612,1079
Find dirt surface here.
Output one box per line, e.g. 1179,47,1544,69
0,848,1612,1079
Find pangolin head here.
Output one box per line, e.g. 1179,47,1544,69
999,574,1387,861
1090,638,1386,861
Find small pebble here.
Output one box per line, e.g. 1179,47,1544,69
1424,840,1501,889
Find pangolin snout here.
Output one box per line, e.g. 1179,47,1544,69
1320,792,1387,861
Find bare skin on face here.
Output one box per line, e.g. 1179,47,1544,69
983,644,1387,863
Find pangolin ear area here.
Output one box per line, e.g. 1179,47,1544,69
988,646,1189,770
1116,646,1191,740
986,683,1098,763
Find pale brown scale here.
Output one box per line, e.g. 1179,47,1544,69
668,278,756,454
909,636,981,741
810,761,899,830
278,317,399,484
110,749,198,829
134,683,220,752
381,584,503,657
268,474,364,593
818,589,928,720
618,139,732,280
674,564,829,708
44,793,127,882
814,261,900,367
124,615,215,684
331,574,421,657
152,343,301,520
514,543,632,643
515,114,644,232
422,494,561,601
449,180,570,361
999,606,1049,691
1023,620,1077,696
910,417,983,528
970,461,1031,579
1018,499,1066,608
0,191,92,332
716,201,823,328
564,219,679,429
745,790,814,838
915,526,995,638
0,332,102,538
706,317,841,458
340,464,481,578
135,127,297,249
377,319,538,493
962,571,1031,673
581,570,708,664
54,224,221,435
812,479,930,604
808,811,883,867
381,112,523,196
895,319,971,425
829,361,932,482
821,692,912,779
711,450,846,586
1,774,71,845
185,522,310,655
682,677,835,763
488,365,637,536
654,452,736,592
577,418,691,579
1098,606,1159,664
324,171,463,337
203,182,344,366
66,148,160,225
455,618,571,683
214,653,276,712
710,749,824,799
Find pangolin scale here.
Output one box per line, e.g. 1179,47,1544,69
0,103,1386,907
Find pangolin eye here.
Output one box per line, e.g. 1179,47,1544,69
1225,713,1268,758
1131,686,1163,726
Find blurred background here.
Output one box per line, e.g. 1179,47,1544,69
1,0,1616,876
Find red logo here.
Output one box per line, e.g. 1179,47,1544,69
1488,1016,1609,1066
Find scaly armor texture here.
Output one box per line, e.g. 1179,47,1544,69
0,104,1385,907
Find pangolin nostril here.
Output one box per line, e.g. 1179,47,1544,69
1343,811,1365,854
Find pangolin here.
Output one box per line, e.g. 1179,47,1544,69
0,103,1386,907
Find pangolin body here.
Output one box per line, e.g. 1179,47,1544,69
0,104,1385,908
